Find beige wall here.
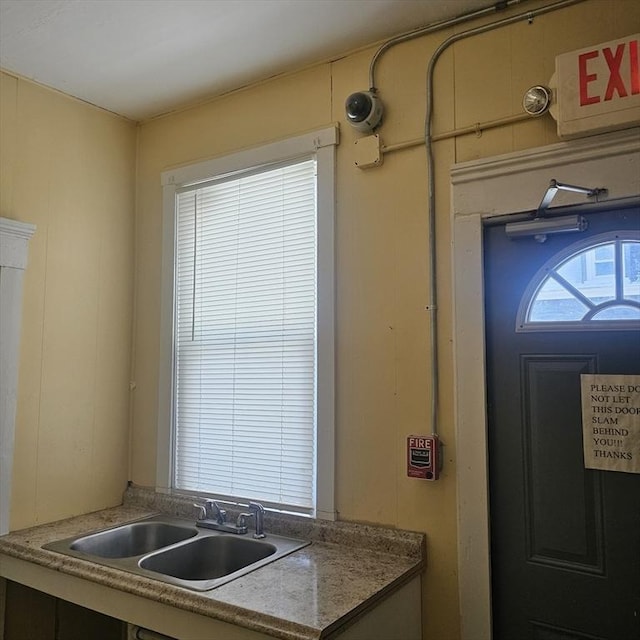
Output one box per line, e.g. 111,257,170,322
132,2,639,637
0,72,137,530
1,0,636,637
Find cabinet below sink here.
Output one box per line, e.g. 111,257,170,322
2,573,422,640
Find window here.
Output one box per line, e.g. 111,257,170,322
592,244,615,277
517,231,640,331
157,127,337,519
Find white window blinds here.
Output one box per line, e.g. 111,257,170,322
174,158,317,513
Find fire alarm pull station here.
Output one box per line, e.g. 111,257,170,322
407,435,440,481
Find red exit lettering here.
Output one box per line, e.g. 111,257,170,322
578,39,640,106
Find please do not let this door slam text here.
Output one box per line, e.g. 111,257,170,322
581,373,640,474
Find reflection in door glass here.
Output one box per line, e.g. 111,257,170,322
556,243,616,304
623,241,640,301
592,305,640,320
529,278,588,321
519,235,640,330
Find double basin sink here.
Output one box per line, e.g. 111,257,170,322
43,515,309,591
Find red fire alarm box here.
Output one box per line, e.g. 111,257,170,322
407,435,440,481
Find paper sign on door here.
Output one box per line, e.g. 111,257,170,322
581,374,640,474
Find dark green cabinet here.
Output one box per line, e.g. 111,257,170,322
4,581,126,640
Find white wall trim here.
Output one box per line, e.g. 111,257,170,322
0,217,36,535
451,128,640,640
161,125,339,187
452,127,640,218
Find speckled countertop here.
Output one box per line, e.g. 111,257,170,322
0,487,425,640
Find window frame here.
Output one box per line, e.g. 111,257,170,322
516,230,640,332
156,126,338,520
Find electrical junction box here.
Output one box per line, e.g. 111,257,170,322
354,134,382,168
407,435,440,481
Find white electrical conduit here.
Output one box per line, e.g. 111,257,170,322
382,112,533,154
368,0,528,92
423,0,585,438
367,0,586,439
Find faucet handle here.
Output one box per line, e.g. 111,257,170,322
193,503,207,521
236,512,253,534
205,499,227,524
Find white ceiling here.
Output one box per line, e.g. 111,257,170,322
0,0,495,121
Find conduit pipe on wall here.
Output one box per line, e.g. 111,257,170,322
367,0,586,439
368,0,527,92
381,112,533,154
422,0,586,437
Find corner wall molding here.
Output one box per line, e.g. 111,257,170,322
0,218,36,270
1,217,36,536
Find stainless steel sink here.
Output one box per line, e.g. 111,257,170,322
43,515,310,591
139,535,276,580
69,521,197,558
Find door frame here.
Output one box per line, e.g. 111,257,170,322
450,127,640,640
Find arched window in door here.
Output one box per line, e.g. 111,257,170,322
517,231,640,332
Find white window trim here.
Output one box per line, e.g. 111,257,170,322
157,126,338,520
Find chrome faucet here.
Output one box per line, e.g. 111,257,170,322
193,499,266,537
249,502,266,538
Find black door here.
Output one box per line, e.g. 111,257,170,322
484,207,640,640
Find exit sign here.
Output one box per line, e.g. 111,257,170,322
554,34,640,138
